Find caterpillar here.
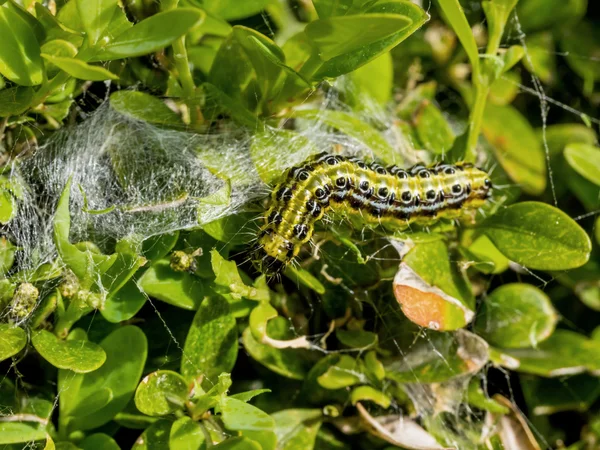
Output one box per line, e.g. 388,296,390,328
252,152,492,276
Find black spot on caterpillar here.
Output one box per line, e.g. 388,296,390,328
252,152,492,276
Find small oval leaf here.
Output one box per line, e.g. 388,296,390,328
32,329,106,373
135,370,189,416
480,202,592,270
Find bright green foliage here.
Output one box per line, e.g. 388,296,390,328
0,0,598,449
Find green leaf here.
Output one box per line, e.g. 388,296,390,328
230,389,271,404
0,3,43,86
202,0,272,21
0,86,34,117
0,422,47,445
290,109,397,164
81,433,120,450
460,232,509,274
560,21,600,95
396,239,475,330
212,437,262,450
564,143,600,186
312,0,354,18
32,329,106,373
474,283,558,348
100,278,147,323
317,355,362,389
434,0,479,74
135,370,189,416
488,71,520,106
0,324,27,362
284,265,326,295
169,417,206,450
66,326,147,431
91,8,205,61
480,202,592,270
306,1,428,79
132,420,173,450
211,250,269,302
466,380,509,414
336,329,377,350
412,100,455,154
142,232,180,262
75,0,118,46
500,330,600,377
516,0,587,32
53,179,114,289
305,14,410,61
0,236,17,274
181,295,238,385
110,91,182,126
41,54,118,80
201,82,262,129
521,374,600,416
138,258,205,310
522,32,556,85
203,212,259,246
541,123,597,157
272,409,322,450
482,103,546,195
348,52,393,105
0,188,16,224
350,386,391,408
481,0,518,54
219,397,275,432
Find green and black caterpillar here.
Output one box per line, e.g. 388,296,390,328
252,152,492,276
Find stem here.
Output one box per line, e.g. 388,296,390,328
162,0,200,127
465,81,489,162
31,72,70,107
172,36,200,126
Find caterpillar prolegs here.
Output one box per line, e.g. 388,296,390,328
252,153,492,276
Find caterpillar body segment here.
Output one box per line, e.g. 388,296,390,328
253,153,492,276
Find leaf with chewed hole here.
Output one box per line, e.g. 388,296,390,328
394,239,474,330
480,202,591,270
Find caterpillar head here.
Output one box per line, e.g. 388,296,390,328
456,163,492,207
